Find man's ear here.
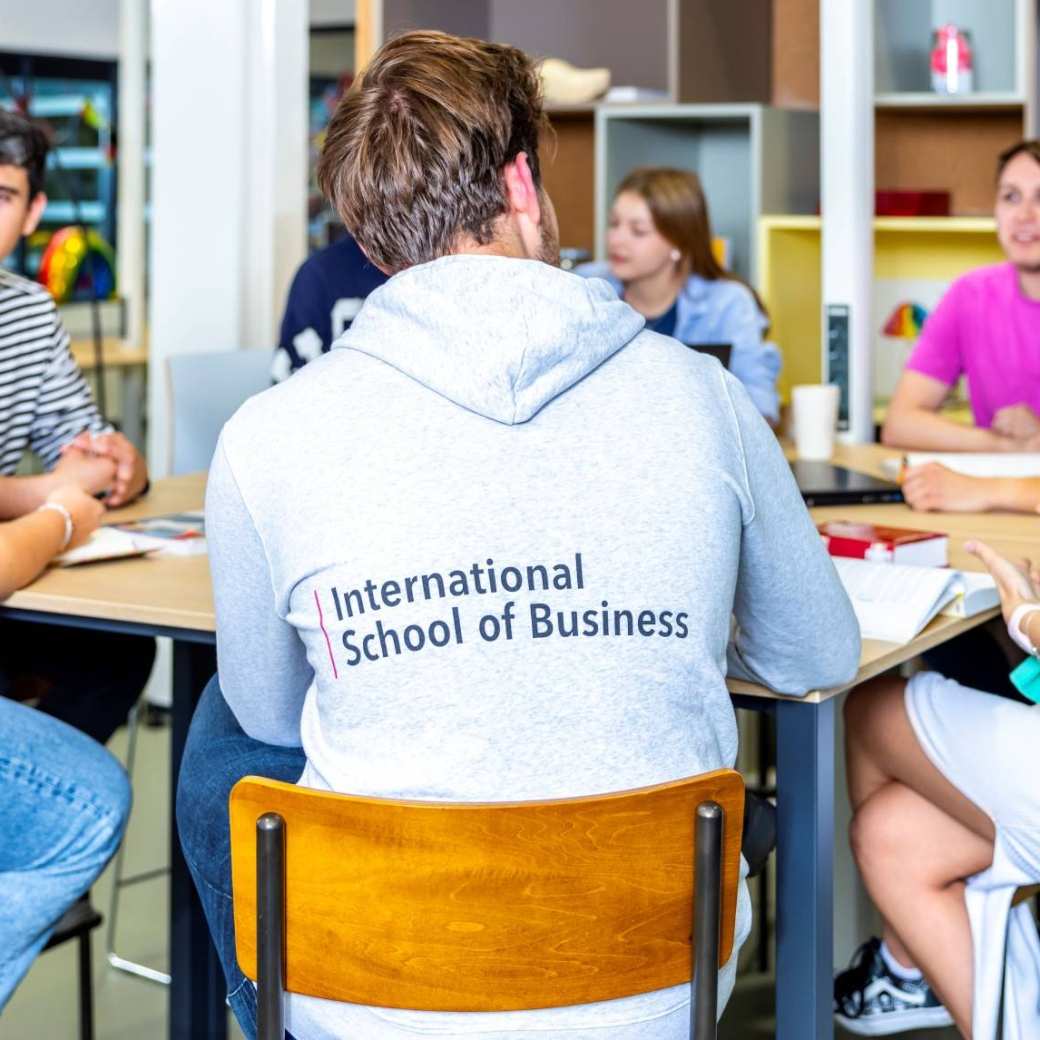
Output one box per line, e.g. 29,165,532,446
21,192,47,237
502,153,541,228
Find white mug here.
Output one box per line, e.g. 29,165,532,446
791,384,840,461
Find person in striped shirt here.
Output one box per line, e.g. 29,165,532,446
0,108,154,744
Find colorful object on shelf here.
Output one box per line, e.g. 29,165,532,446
883,302,929,339
930,25,974,95
875,190,951,217
37,226,116,302
80,99,108,131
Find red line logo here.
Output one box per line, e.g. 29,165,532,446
314,588,339,679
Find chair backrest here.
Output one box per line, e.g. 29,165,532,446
166,349,272,475
230,768,744,1013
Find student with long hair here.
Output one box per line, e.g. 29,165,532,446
578,167,781,423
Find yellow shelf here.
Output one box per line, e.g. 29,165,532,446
759,215,996,234
759,215,1004,402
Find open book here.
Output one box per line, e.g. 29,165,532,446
56,511,206,567
832,557,999,644
883,452,1040,479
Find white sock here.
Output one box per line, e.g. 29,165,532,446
880,940,923,981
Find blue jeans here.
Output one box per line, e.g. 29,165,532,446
0,697,130,1008
175,674,305,1040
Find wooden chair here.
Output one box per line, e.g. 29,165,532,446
230,769,745,1040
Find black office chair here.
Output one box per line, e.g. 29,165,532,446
42,893,103,1040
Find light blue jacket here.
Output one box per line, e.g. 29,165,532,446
576,262,781,422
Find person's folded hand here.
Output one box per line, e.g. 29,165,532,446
992,403,1040,445
52,445,116,497
60,431,148,507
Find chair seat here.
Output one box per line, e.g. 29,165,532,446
1012,884,1040,909
44,896,103,951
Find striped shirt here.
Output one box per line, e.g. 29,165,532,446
0,269,109,473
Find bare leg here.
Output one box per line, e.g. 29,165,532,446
851,778,991,1036
843,675,996,1038
844,674,994,842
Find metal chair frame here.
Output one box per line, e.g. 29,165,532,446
104,700,171,986
43,894,103,1040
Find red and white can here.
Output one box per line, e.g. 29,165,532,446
930,24,974,95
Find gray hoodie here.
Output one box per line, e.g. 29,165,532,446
207,254,860,1039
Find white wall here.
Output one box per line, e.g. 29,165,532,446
1,0,348,59
149,0,307,476
310,0,355,27
1,0,119,58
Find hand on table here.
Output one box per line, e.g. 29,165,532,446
52,446,117,497
901,462,995,513
45,484,104,549
62,431,148,507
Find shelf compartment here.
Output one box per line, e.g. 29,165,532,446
758,214,1005,402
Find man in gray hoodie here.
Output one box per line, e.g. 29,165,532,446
177,29,860,1040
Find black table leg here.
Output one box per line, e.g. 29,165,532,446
169,640,225,1040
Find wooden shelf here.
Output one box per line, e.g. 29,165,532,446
874,92,1025,111
541,109,596,255
764,216,997,234
875,107,1026,215
873,216,996,234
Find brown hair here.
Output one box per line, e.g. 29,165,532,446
317,30,548,272
615,167,768,321
997,139,1040,180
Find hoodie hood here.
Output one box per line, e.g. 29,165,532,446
336,254,644,425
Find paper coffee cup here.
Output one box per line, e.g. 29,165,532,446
791,384,839,461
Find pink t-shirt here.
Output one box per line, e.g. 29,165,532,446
906,262,1040,428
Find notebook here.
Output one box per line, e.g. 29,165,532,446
790,460,904,507
887,452,1040,479
56,511,206,567
832,557,999,644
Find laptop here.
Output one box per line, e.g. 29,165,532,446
684,342,732,370
790,460,904,507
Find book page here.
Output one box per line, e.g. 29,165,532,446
941,571,999,619
56,527,153,567
905,453,1040,478
832,557,958,644
110,511,206,556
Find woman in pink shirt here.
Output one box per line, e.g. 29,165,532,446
885,140,1040,513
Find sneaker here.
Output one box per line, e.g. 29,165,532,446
834,937,954,1035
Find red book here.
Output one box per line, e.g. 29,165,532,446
817,520,949,568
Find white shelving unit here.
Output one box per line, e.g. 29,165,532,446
594,104,820,282
874,0,1037,130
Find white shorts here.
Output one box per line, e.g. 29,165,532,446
905,671,1040,1039
905,671,1040,877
